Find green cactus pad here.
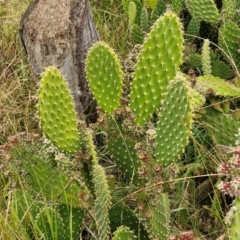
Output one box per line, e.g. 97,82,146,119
109,201,149,239
185,53,202,68
145,193,170,240
171,0,183,14
202,39,211,75
189,87,206,110
186,17,201,43
112,226,136,240
108,137,142,184
128,1,137,26
86,42,123,114
222,0,237,20
130,12,184,125
11,190,41,235
155,79,192,166
201,107,240,146
185,0,219,23
22,156,85,208
219,21,240,69
195,75,240,97
35,207,63,240
93,163,111,240
230,197,240,240
38,66,79,153
211,59,235,80
140,7,149,33
58,204,84,240
131,24,144,45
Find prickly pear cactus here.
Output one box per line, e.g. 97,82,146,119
128,1,137,26
131,24,144,45
171,0,183,14
201,108,240,146
155,78,192,166
195,75,240,97
140,7,149,33
145,193,170,240
108,137,141,184
86,42,123,114
185,0,219,23
112,226,136,240
22,156,86,208
93,163,112,240
38,66,79,153
219,21,240,69
185,17,201,43
230,197,240,240
211,59,235,79
202,39,211,75
130,12,184,125
222,0,238,20
109,201,149,239
35,207,63,240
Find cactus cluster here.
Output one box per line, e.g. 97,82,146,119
12,1,240,239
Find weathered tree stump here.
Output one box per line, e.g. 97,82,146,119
19,0,99,118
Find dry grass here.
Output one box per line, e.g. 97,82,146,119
0,0,39,143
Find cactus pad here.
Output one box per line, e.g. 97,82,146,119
201,108,240,146
22,156,85,208
112,226,136,240
222,0,238,20
86,42,123,114
145,193,170,240
155,79,192,166
131,24,144,45
35,207,63,240
130,12,184,125
202,39,211,76
93,163,111,240
219,21,240,69
230,197,240,240
128,1,137,26
109,201,149,239
211,59,235,80
195,75,240,97
108,137,141,184
38,66,79,153
185,0,219,23
185,17,201,43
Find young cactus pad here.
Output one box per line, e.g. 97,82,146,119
130,12,184,125
86,42,123,114
155,78,192,166
38,66,79,153
112,226,136,240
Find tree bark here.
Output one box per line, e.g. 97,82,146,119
19,0,99,118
